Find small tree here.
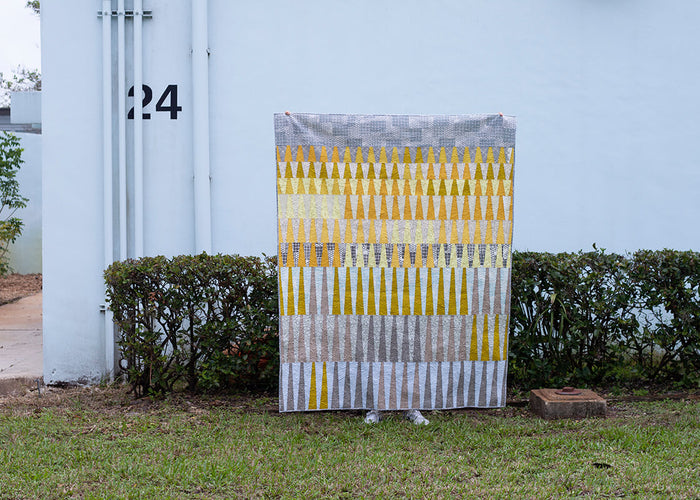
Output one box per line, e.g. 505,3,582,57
0,132,29,275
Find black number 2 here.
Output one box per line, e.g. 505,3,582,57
127,84,181,120
127,85,152,119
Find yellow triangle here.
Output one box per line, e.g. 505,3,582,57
333,219,341,243
474,163,483,180
367,147,376,164
401,268,411,315
403,196,413,220
463,147,471,164
497,220,505,244
298,268,306,315
426,163,436,180
379,268,388,315
331,147,340,163
367,268,376,315
470,316,478,360
391,163,400,180
390,179,399,196
474,221,482,245
492,316,500,361
321,242,329,267
367,196,377,220
415,239,423,267
344,267,353,315
415,179,423,196
368,220,377,243
287,269,295,315
403,147,412,164
318,162,328,179
391,147,400,164
331,162,340,179
331,179,341,196
426,196,436,220
276,146,281,163
357,220,365,243
450,163,460,180
342,147,352,164
439,163,447,180
486,163,495,181
286,221,295,244
461,220,470,244
497,197,505,221
437,268,446,315
380,196,389,220
356,163,364,179
462,163,471,180
498,147,506,164
343,195,353,220
356,195,365,219
481,314,490,360
308,178,318,195
426,179,436,196
414,196,424,220
450,147,460,164
509,148,515,165
438,147,447,164
308,145,316,162
438,180,447,196
296,145,304,162
380,220,389,243
450,180,460,197
320,362,329,409
485,197,494,220
343,163,353,180
475,147,483,164
450,220,459,243
473,197,483,220
379,147,388,164
426,147,436,164
448,268,457,315
413,269,422,315
332,267,341,315
379,163,388,180
320,146,328,162
355,146,364,164
391,196,401,220
426,240,435,267
415,147,424,163
285,162,293,179
460,268,468,314
389,268,399,315
425,268,434,315
284,145,293,162
486,147,495,164
367,163,376,180
308,363,317,410
439,197,447,221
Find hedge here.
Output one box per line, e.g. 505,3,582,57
105,249,700,396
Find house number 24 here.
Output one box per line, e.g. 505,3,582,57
127,84,182,120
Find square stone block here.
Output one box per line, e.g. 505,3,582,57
530,388,606,419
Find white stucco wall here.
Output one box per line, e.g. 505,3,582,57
42,0,700,382
7,132,41,274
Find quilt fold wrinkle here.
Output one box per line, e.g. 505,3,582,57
274,113,516,412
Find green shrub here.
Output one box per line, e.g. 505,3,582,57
105,254,278,397
106,249,700,397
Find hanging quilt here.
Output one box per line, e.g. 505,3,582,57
275,113,516,412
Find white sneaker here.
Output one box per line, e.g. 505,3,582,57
404,409,429,425
364,410,381,424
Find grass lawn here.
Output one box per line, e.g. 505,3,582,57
1,387,699,499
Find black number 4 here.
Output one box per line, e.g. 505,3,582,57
128,84,182,120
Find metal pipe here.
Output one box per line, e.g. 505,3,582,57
117,0,127,260
134,0,144,257
192,0,212,254
102,0,115,379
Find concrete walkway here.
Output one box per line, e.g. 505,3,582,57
0,293,42,395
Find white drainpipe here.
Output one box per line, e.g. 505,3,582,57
102,0,115,379
117,0,127,260
192,0,212,254
134,0,144,257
